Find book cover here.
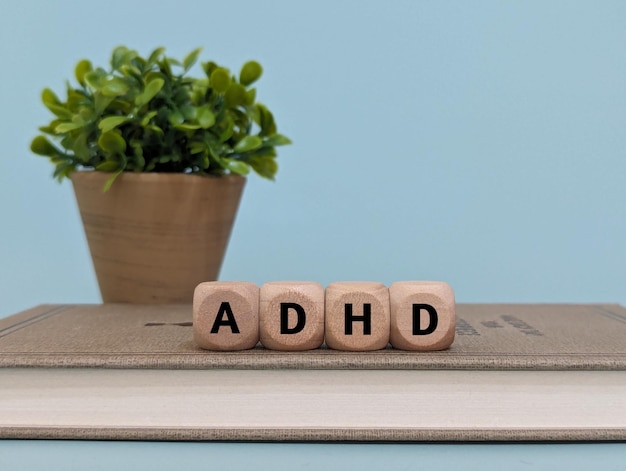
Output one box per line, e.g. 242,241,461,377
1,303,625,369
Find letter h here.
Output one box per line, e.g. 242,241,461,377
344,303,372,335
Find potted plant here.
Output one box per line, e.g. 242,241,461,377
31,46,291,304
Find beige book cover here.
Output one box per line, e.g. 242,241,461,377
1,304,626,442
1,303,625,369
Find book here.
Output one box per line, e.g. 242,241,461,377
1,303,625,441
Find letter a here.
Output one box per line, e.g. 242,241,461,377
210,302,241,334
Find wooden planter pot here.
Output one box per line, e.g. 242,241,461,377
71,172,245,304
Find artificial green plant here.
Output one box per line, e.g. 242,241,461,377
31,46,290,189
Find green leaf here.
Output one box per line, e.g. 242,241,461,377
41,89,72,118
111,46,129,69
239,61,263,86
174,123,201,131
119,64,144,86
41,88,60,106
264,134,292,146
159,57,173,78
180,105,197,120
168,110,184,125
108,98,133,114
202,61,218,77
218,116,235,142
95,161,120,172
248,146,277,159
140,111,158,125
223,158,250,175
144,124,163,135
75,60,92,86
30,136,60,156
197,107,215,128
84,68,108,91
98,130,127,154
45,103,73,119
189,141,207,154
144,71,165,83
201,153,210,169
256,103,277,136
55,121,86,133
102,169,123,192
111,46,137,70
225,83,247,108
234,135,263,152
133,153,146,171
183,47,202,72
244,88,256,106
147,47,165,66
79,107,94,123
66,89,90,110
94,93,115,115
98,116,130,133
39,122,59,134
249,156,277,180
72,132,91,161
210,68,231,94
52,161,76,182
135,77,164,106
102,77,130,97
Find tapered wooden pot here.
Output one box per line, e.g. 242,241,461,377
72,172,245,304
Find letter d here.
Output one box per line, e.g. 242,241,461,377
413,304,439,335
280,302,306,334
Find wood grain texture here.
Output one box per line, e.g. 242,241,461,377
72,172,245,304
259,281,325,351
193,281,259,351
324,282,390,351
389,281,456,351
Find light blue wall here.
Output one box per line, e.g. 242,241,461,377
1,0,625,318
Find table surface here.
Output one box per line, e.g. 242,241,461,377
1,441,626,470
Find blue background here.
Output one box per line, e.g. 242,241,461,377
1,2,626,467
1,441,626,471
1,0,625,318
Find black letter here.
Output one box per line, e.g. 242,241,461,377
413,304,438,335
280,303,306,334
345,303,372,335
210,302,240,334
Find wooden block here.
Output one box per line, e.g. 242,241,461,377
389,281,455,351
325,282,390,351
259,281,325,351
193,281,259,351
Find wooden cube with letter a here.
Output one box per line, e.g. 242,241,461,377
325,281,390,351
193,281,259,351
389,281,455,351
259,281,325,351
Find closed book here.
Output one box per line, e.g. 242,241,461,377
1,303,625,441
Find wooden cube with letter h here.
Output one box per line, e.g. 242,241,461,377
325,281,390,351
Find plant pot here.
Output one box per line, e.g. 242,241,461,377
71,171,245,304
